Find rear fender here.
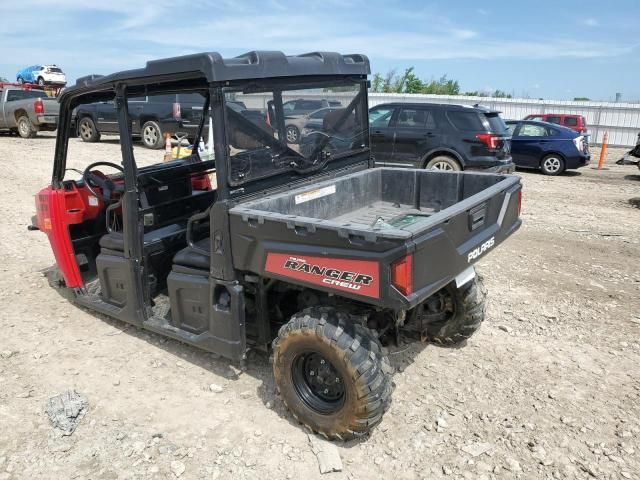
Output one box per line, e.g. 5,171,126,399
35,185,104,288
421,148,464,168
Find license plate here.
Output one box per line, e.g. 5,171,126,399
42,116,57,123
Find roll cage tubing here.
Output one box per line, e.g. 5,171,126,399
51,74,369,198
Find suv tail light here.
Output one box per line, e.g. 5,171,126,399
476,133,499,150
391,254,413,296
34,98,44,114
172,102,181,120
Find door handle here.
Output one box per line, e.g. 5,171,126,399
423,132,436,137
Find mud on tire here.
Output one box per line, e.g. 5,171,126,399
272,306,393,440
423,275,487,345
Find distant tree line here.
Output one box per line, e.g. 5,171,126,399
370,67,513,98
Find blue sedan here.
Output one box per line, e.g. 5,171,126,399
506,120,590,175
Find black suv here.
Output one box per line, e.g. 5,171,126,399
369,103,514,172
74,93,206,149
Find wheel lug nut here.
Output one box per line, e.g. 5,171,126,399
324,389,329,394
320,359,325,365
309,370,315,376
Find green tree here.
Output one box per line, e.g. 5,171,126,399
573,97,590,101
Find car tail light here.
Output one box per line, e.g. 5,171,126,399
391,254,413,296
476,133,499,150
172,102,181,120
572,135,584,152
34,98,44,114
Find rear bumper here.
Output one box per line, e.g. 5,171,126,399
567,154,590,169
482,162,516,174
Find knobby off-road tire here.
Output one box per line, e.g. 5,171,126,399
424,275,487,344
272,306,394,440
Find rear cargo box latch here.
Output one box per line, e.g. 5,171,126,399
468,204,486,231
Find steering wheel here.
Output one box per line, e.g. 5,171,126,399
82,161,125,203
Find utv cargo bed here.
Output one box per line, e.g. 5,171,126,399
230,168,522,308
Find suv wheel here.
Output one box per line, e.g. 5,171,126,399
272,306,393,440
286,125,300,144
426,156,461,171
78,117,101,142
141,121,164,149
540,155,564,175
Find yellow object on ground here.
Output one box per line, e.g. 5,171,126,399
171,146,192,159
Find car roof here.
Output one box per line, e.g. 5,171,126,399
371,102,499,114
61,51,369,101
507,119,579,135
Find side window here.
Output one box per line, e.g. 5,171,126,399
564,117,578,126
519,124,548,136
396,108,427,128
300,100,321,110
447,111,484,131
309,109,329,119
505,123,518,135
369,107,394,128
546,116,561,124
282,101,296,112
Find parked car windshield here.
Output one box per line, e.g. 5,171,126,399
224,82,365,186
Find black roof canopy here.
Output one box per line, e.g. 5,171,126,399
61,51,370,100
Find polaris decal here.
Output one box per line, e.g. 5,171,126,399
467,236,495,263
265,253,380,298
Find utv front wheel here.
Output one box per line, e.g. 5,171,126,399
421,275,487,344
272,306,393,440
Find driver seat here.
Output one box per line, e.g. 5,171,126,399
98,223,187,257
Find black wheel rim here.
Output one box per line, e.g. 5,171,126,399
292,352,345,414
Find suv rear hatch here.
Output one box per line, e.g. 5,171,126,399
479,111,511,160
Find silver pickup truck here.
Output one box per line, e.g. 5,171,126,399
0,85,59,138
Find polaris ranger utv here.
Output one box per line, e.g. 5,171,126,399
32,51,522,440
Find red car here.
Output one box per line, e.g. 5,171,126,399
524,114,587,134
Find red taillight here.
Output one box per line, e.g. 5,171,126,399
172,102,181,120
34,98,44,114
476,133,499,150
391,254,413,296
517,190,522,217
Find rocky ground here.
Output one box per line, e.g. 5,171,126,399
0,133,639,479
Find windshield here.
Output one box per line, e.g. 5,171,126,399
224,82,366,186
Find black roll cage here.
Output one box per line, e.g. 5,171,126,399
52,73,370,202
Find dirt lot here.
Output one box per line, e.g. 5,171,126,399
0,133,639,480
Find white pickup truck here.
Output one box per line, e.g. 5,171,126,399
0,84,59,138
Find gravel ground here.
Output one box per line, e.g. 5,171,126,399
0,133,639,480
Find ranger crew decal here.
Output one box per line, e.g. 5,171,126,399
265,253,380,299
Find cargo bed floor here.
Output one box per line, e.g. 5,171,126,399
331,201,435,228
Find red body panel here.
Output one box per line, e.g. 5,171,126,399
35,183,105,288
265,253,380,299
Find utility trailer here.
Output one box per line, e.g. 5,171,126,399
32,51,522,439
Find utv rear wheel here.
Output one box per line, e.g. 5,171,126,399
421,275,487,345
426,155,461,171
272,306,393,440
540,155,564,175
17,116,37,138
78,117,100,142
141,121,164,149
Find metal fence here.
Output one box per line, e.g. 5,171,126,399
238,92,640,147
